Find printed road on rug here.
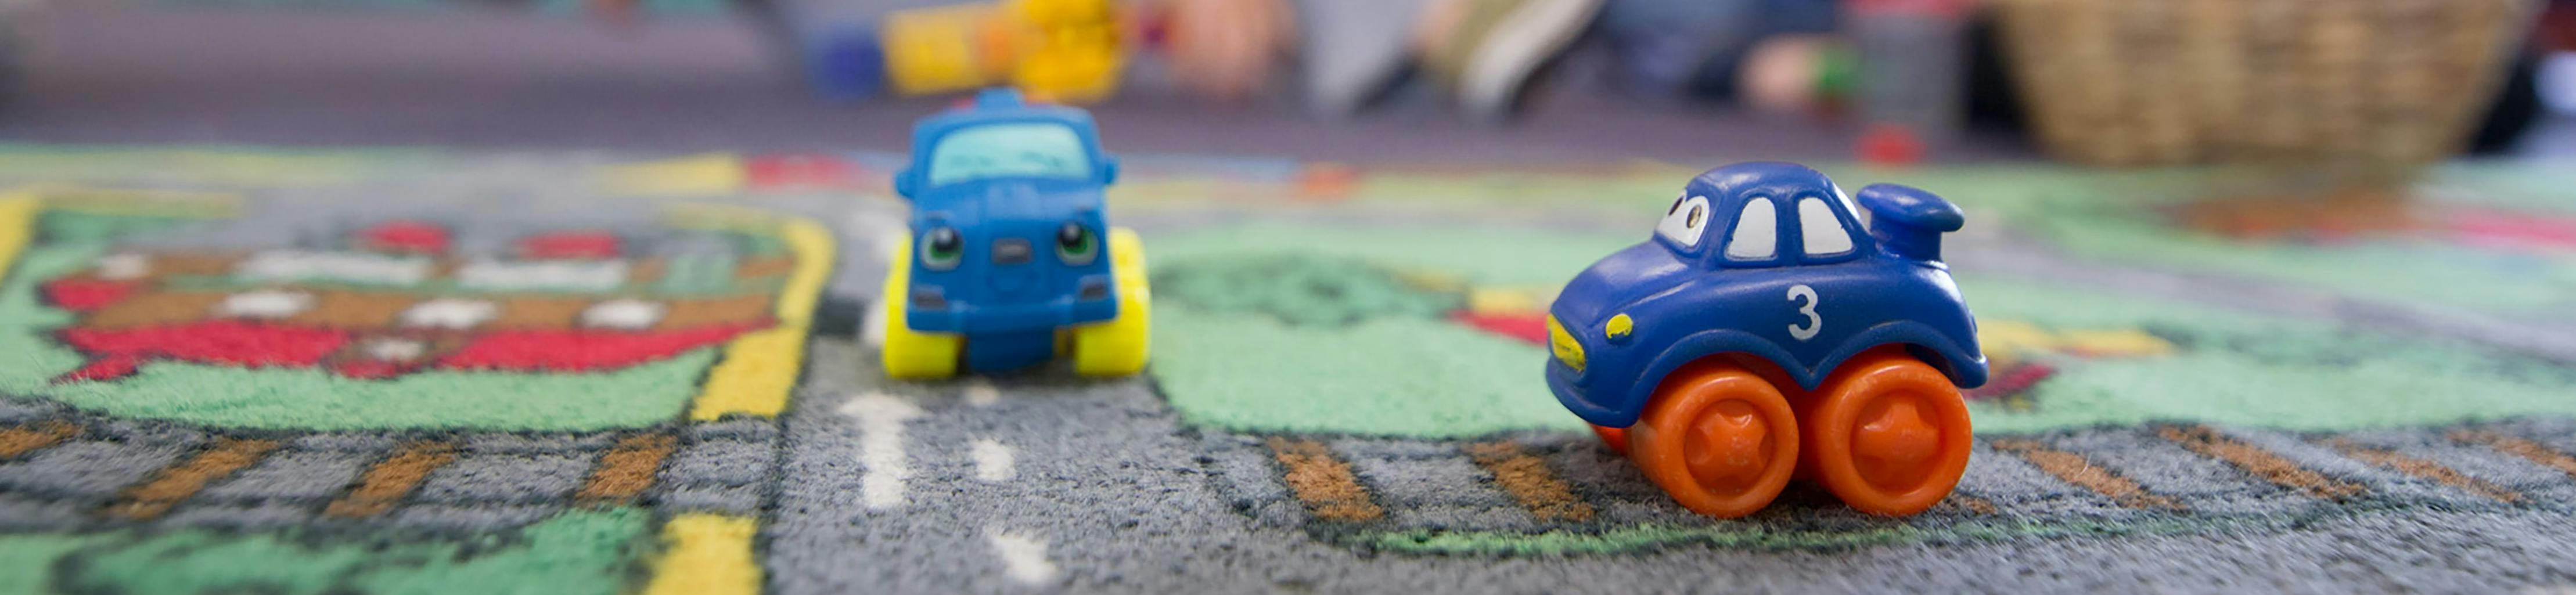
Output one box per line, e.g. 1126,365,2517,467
1,147,2574,594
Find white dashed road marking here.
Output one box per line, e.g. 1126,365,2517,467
362,338,427,362
235,250,432,286
456,258,628,291
839,392,925,511
95,253,150,279
986,529,1060,586
218,290,315,319
400,298,498,329
972,438,1016,482
963,380,1001,407
861,302,888,348
580,298,665,330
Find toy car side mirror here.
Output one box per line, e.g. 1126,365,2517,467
1855,183,1963,262
1099,157,1119,185
894,170,920,199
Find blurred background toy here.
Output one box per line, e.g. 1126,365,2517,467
796,0,1127,103
1065,0,1618,120
1411,0,1610,121
1154,0,1298,103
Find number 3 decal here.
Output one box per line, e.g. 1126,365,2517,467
1786,284,1821,340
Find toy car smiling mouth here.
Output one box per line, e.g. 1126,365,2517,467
1546,161,1988,518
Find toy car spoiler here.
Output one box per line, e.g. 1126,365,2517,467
1854,183,1964,262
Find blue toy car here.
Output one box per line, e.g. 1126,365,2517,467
879,88,1150,378
1545,162,1987,518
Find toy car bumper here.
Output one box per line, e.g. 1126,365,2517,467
908,296,1118,334
1546,358,1634,428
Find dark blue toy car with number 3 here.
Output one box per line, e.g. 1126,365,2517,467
1545,161,1987,518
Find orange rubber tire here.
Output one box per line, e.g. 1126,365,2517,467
1801,348,1974,517
1590,424,1630,456
1625,360,1800,518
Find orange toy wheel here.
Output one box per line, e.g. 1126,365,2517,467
1590,424,1629,456
1801,348,1973,516
1625,360,1800,518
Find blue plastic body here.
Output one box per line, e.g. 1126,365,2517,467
895,88,1125,372
1545,162,1988,429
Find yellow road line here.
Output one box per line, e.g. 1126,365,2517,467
599,154,748,197
641,513,764,595
685,210,836,421
0,193,37,284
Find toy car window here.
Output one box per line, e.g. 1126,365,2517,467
1654,194,1712,247
1835,184,1869,231
1725,197,1778,260
926,123,1091,186
1798,197,1855,255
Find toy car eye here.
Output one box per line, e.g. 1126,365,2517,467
920,226,965,271
1055,222,1099,265
1655,195,1714,247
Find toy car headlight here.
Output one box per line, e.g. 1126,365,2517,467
1604,313,1634,344
1546,315,1585,374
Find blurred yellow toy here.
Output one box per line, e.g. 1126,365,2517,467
882,0,1127,103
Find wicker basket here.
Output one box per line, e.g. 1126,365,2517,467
1992,0,2534,166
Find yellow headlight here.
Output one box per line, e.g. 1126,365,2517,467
1604,313,1634,341
1546,315,1586,374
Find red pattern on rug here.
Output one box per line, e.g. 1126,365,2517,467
436,321,772,372
57,320,351,381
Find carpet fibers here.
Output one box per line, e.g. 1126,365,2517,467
0,147,2573,593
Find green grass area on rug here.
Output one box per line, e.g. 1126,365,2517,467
1152,305,1582,437
2022,206,2576,316
1902,163,2576,320
1143,222,1640,287
1962,275,2576,432
0,508,651,595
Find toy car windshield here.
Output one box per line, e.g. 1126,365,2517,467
924,122,1092,186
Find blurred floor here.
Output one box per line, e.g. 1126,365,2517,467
0,4,2566,163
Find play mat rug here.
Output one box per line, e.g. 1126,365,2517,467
0,146,2573,594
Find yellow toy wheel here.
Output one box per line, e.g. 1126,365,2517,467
1070,227,1149,376
880,231,963,379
